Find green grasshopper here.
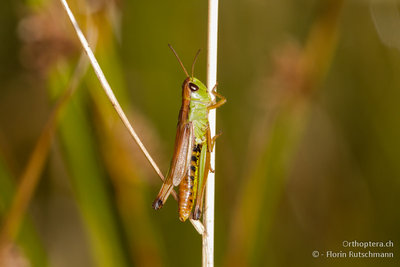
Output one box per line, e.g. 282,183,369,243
152,45,226,222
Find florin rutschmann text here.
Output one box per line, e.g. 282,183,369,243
312,240,394,259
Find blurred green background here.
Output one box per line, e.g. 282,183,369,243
0,0,399,266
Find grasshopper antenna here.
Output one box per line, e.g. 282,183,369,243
168,44,189,78
191,49,201,79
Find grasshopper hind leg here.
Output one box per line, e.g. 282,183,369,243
192,205,202,220
192,128,219,220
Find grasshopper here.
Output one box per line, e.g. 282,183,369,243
152,45,226,221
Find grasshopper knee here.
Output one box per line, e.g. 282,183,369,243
192,207,202,220
152,199,164,210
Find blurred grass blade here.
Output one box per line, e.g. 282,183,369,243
370,0,400,50
0,52,88,253
224,104,308,267
92,109,165,267
0,155,48,267
53,65,130,267
223,1,343,266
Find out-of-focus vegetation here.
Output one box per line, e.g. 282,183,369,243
0,0,400,266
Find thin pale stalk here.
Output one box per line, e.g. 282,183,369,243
58,0,204,234
203,0,219,266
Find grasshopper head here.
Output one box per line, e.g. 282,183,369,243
182,77,209,102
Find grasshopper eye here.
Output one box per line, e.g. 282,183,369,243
189,83,199,92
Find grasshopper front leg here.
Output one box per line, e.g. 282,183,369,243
208,132,222,173
208,83,226,110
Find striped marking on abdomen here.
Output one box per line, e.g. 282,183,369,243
178,144,201,221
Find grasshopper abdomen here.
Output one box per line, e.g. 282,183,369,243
178,144,201,221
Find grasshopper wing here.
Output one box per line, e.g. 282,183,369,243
152,122,194,210
169,122,194,186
